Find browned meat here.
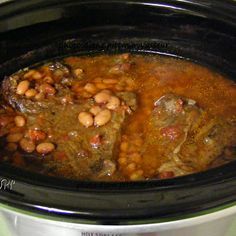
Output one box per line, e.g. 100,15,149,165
0,60,137,180
142,94,236,178
1,62,73,114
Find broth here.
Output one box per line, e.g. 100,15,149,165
0,53,235,181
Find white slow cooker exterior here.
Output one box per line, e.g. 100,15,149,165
0,1,235,236
0,203,236,236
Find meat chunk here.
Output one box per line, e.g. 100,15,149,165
178,115,236,171
142,94,236,178
1,62,72,114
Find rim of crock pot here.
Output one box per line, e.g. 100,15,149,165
0,201,236,226
0,0,235,223
0,0,235,30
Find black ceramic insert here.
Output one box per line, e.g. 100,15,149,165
0,0,235,224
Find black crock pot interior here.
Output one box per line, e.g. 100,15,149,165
0,0,236,224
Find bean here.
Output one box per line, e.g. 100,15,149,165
25,89,37,98
14,116,26,127
24,70,42,80
133,137,143,147
118,157,127,165
126,163,136,173
95,83,109,89
74,68,83,77
32,71,42,80
130,170,144,181
19,138,35,153
94,91,111,104
84,83,97,94
23,70,35,79
78,111,94,127
93,77,103,83
89,106,102,116
7,133,23,143
102,78,118,84
129,152,142,164
106,96,120,110
101,89,112,94
94,109,111,127
36,142,55,154
34,93,45,100
16,80,30,95
119,152,126,159
120,141,129,152
9,126,24,134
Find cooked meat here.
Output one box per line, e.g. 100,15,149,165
141,94,202,177
142,94,236,178
2,62,73,114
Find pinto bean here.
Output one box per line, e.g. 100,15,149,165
106,96,120,110
19,138,35,153
36,142,55,154
84,83,97,94
16,80,30,95
95,83,109,90
118,157,127,165
89,106,102,116
94,91,111,104
94,109,111,127
14,116,26,127
32,71,42,80
74,68,84,77
24,70,42,80
25,89,37,98
34,92,45,100
126,162,136,173
7,133,23,143
102,78,118,84
78,111,94,127
130,170,144,181
23,70,36,79
120,141,129,152
129,152,142,164
93,77,103,83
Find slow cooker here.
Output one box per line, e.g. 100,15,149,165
0,0,236,235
